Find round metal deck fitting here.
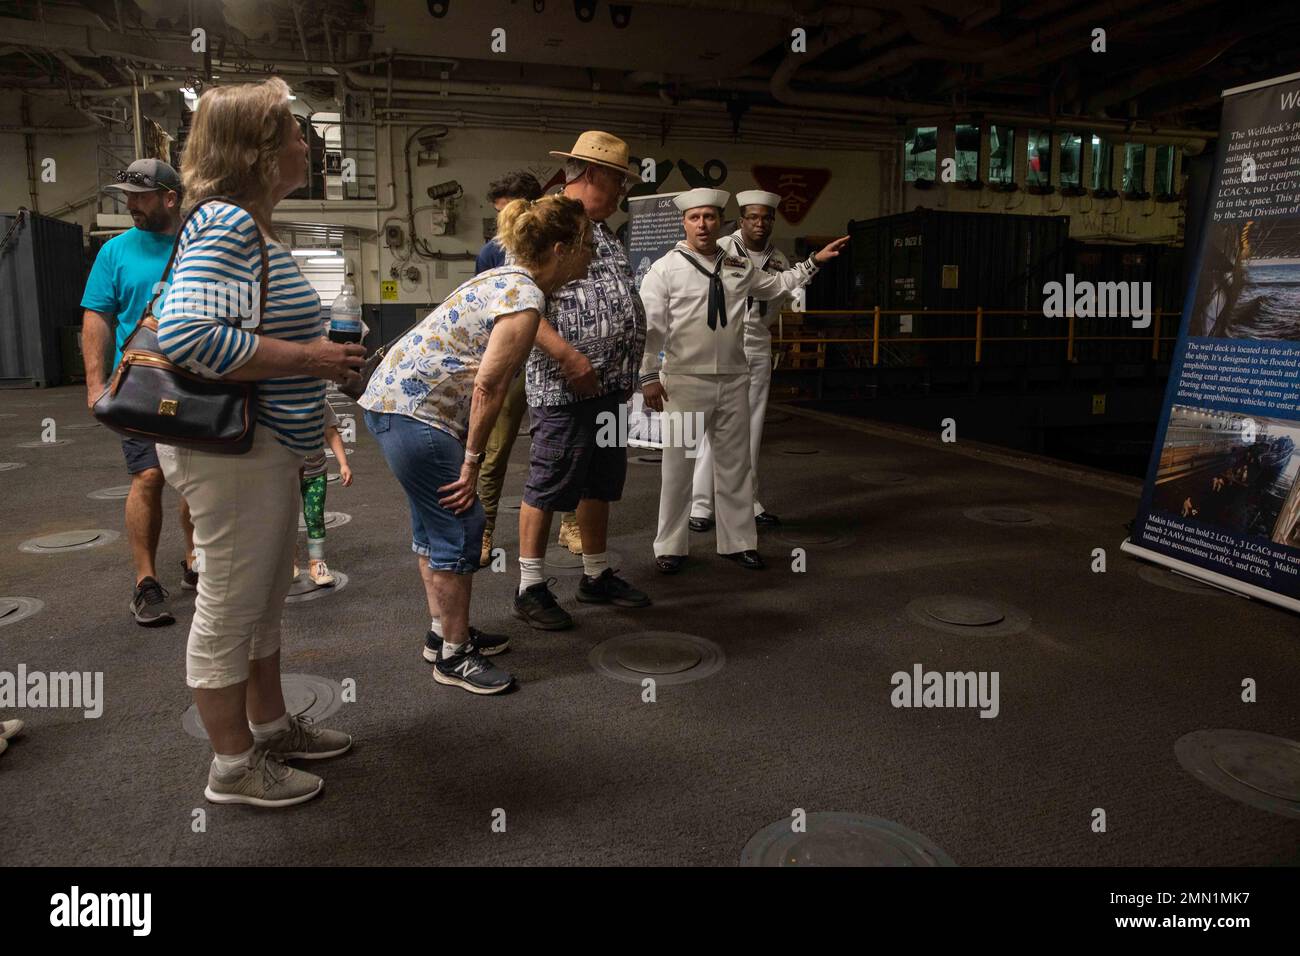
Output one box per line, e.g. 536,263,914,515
19,529,119,554
0,597,43,629
740,813,956,867
182,673,345,740
850,470,913,486
0,462,27,472
631,454,662,464
1138,564,1227,596
963,506,1051,527
298,511,351,531
905,595,1031,637
499,495,523,511
15,439,71,448
285,571,349,603
1175,730,1300,819
779,445,821,456
589,631,724,685
545,546,623,574
771,527,857,550
88,485,132,500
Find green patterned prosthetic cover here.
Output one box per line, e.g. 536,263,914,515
301,472,327,541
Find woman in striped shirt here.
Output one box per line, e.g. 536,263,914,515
155,77,366,809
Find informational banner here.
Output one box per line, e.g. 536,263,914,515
1123,71,1300,611
624,192,684,449
626,191,683,291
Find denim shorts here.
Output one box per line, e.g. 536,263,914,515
364,410,485,574
523,391,629,513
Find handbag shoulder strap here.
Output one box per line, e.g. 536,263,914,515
143,195,270,333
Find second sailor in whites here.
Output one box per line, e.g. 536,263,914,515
689,188,789,532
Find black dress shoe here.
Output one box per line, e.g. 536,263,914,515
754,511,781,527
655,554,686,574
720,550,765,570
688,516,714,532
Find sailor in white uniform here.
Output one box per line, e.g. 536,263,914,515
638,187,848,573
689,189,789,531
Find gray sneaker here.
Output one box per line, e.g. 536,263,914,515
204,750,324,808
261,714,352,761
129,576,175,627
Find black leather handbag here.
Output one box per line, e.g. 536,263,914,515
92,197,268,454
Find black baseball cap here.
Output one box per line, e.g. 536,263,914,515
105,158,181,194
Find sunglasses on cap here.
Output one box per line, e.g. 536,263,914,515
116,170,165,188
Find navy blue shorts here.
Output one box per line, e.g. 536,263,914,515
523,391,628,513
364,410,484,575
122,437,160,475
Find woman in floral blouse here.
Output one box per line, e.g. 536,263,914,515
361,195,592,695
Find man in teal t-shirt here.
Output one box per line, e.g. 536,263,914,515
81,158,194,628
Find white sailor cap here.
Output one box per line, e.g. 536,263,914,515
735,189,781,210
673,188,730,212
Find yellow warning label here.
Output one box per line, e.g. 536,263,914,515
380,280,399,302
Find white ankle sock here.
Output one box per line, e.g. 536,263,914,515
441,640,465,660
583,551,609,578
430,615,442,637
249,713,290,741
212,745,256,775
519,556,544,594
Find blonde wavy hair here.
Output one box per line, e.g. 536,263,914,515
180,76,296,212
496,194,589,269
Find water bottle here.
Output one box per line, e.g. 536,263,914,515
328,275,363,345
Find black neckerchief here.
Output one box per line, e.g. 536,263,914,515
675,246,727,330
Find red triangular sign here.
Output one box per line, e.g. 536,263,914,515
750,166,831,225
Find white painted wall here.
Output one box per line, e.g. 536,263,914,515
0,115,888,306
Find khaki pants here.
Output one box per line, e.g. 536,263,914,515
157,429,302,689
477,370,528,536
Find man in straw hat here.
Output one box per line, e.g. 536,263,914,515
513,131,653,631
689,188,790,532
638,188,847,573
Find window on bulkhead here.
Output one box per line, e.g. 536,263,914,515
904,126,938,183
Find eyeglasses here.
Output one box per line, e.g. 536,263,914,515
741,214,775,223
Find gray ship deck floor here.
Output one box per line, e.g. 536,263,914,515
1,386,1297,866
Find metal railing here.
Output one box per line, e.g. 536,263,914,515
772,307,1181,364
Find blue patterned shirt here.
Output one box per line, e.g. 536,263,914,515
359,267,545,442
525,221,646,406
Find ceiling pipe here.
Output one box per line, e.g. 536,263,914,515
1083,25,1268,113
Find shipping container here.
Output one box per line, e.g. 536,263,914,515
0,211,86,387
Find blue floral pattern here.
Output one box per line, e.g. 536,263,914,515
359,267,545,442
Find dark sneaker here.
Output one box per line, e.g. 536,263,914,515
656,554,686,574
689,516,714,532
181,560,199,591
130,577,175,627
577,568,651,607
755,511,781,527
512,578,574,630
422,627,510,663
433,647,515,695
